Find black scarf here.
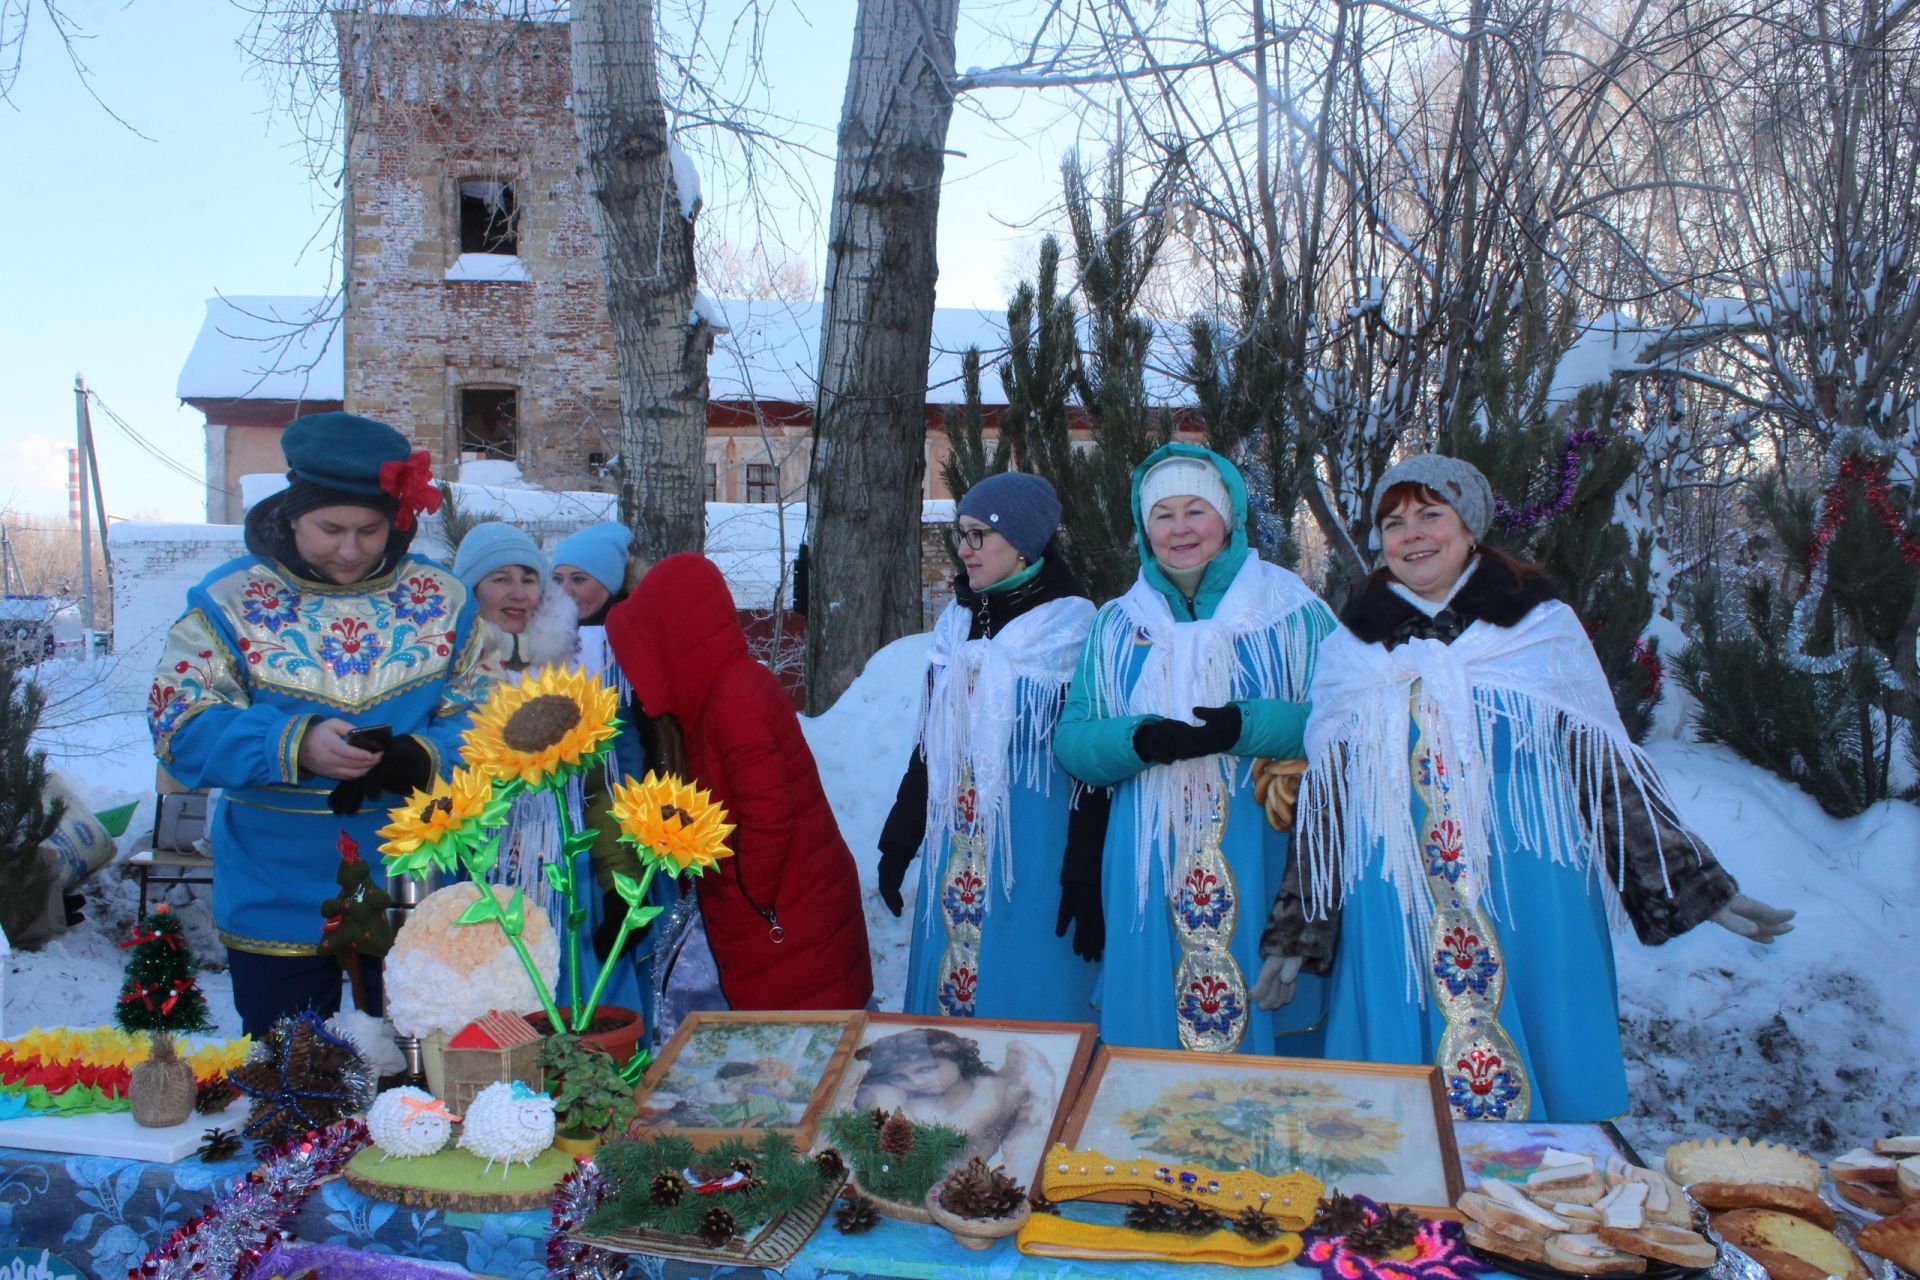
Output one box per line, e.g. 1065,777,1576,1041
1340,560,1559,649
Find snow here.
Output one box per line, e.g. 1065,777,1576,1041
668,141,701,219
689,290,729,331
1547,310,1651,406
11,626,1917,1159
443,253,531,283
240,472,287,509
175,295,344,403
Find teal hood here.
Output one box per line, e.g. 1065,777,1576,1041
1130,442,1251,619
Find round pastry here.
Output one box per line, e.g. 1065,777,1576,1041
1855,1206,1920,1275
1833,1178,1907,1217
1707,1208,1869,1280
1664,1138,1820,1193
1595,1222,1718,1269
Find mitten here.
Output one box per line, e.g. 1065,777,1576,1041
877,847,915,918
1187,703,1243,757
1132,718,1196,764
1054,879,1105,961
372,734,434,798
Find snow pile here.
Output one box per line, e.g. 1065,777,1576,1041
798,633,931,1009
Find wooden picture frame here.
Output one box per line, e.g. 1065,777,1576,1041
630,1010,865,1152
823,1013,1098,1194
1059,1047,1464,1216
1453,1118,1644,1187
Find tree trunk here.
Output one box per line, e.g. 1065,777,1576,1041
571,0,709,562
802,0,958,713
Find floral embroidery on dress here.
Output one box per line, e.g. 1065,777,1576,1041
1177,974,1244,1039
1425,819,1465,883
318,619,384,677
1433,925,1499,997
938,966,977,1017
386,575,447,627
1447,1046,1523,1120
1175,865,1232,931
240,579,301,633
940,868,985,929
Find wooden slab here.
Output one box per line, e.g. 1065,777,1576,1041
344,1144,576,1213
0,1097,249,1163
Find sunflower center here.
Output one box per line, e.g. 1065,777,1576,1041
420,795,455,822
660,804,695,826
502,695,583,753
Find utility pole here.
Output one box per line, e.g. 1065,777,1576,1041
82,399,112,600
73,374,94,648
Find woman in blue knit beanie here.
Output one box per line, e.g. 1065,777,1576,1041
149,412,489,1035
551,521,635,626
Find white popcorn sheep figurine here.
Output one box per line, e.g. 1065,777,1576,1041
366,1086,458,1161
457,1080,555,1178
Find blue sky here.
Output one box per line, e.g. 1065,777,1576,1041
0,3,1084,523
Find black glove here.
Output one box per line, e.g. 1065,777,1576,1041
1133,717,1196,764
877,847,916,917
1189,703,1243,756
327,775,371,816
371,734,435,798
1054,879,1105,961
593,888,625,960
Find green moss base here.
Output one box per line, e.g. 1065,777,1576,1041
344,1144,575,1212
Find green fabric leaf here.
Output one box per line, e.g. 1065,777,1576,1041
454,895,498,927
502,889,525,936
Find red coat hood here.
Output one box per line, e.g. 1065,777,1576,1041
606,553,748,723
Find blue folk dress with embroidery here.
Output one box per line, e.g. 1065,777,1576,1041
149,554,490,956
900,654,1094,1022
1318,711,1627,1122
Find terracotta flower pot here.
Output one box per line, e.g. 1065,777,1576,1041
527,1005,645,1066
552,1130,602,1161
925,1189,1030,1250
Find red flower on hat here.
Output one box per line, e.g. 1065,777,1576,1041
379,450,442,531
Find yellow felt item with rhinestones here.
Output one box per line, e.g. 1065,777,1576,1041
1038,1144,1322,1226
1016,1212,1305,1267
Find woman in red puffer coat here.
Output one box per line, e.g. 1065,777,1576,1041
606,553,872,1011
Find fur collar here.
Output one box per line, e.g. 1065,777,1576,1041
1341,561,1559,648
477,586,580,671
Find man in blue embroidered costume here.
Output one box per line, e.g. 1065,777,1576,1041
877,471,1108,1020
1054,444,1334,1053
148,412,490,1035
1263,453,1792,1120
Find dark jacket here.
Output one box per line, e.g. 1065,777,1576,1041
606,554,873,1011
878,556,1112,893
1262,562,1738,973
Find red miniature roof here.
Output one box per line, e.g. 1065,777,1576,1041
447,1010,541,1050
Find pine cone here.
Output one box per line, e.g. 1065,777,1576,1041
834,1191,880,1235
729,1156,755,1178
195,1127,242,1162
1313,1192,1371,1239
869,1107,889,1132
697,1206,736,1247
1232,1205,1283,1241
195,1076,239,1115
650,1171,686,1207
1028,1192,1060,1215
814,1148,848,1183
1125,1200,1178,1233
1174,1198,1224,1236
936,1156,1027,1219
1346,1206,1422,1257
877,1109,915,1157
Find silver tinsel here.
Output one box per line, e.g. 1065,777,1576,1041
1783,545,1908,691
133,1118,369,1280
546,1160,629,1280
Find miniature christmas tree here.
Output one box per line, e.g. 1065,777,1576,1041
318,831,394,1012
115,903,212,1034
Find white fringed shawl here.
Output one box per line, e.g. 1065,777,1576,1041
1296,599,1700,998
918,595,1095,903
1086,554,1331,919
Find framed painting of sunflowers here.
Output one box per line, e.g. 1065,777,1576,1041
1059,1048,1463,1214
629,1011,866,1152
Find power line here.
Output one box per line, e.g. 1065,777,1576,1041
86,390,238,497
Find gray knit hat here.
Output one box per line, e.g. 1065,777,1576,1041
1368,454,1494,549
956,471,1061,562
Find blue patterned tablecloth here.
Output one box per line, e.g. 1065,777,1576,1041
0,1143,1504,1280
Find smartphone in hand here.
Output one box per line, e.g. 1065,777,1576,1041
344,723,393,753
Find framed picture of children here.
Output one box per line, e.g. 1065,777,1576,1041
1060,1047,1464,1215
822,1013,1097,1193
631,1010,866,1151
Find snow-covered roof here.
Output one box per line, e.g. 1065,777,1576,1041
176,296,345,403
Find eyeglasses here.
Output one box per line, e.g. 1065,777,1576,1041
952,526,992,550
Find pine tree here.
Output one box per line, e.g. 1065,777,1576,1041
1443,289,1662,738
114,903,213,1034
0,648,58,943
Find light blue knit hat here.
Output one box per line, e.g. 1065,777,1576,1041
453,521,549,589
551,521,634,595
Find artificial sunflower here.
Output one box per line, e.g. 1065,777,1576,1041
378,765,503,872
462,665,620,790
609,770,735,874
